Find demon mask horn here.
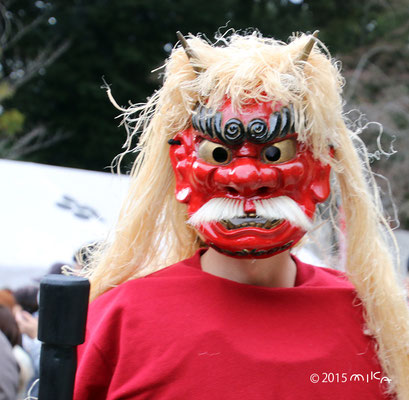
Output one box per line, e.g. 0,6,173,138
295,30,319,67
176,31,205,74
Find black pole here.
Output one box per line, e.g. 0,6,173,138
38,275,90,400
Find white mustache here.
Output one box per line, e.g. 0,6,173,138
187,196,313,231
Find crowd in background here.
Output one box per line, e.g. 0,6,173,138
0,249,87,400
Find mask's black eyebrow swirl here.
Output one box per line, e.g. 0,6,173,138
192,105,222,139
192,104,296,145
268,104,295,140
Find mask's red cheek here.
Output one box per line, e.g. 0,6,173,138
190,161,218,191
274,162,306,190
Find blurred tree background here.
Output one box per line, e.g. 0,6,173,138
0,0,408,225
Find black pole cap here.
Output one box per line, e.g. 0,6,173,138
38,275,90,346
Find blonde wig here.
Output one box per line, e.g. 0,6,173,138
84,32,409,398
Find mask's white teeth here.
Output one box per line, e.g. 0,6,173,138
220,218,283,230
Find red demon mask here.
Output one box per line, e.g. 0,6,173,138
169,99,331,258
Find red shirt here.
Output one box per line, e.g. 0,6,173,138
74,250,390,399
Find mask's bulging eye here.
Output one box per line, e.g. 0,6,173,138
198,140,232,165
262,139,297,164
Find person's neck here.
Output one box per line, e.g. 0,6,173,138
200,247,297,288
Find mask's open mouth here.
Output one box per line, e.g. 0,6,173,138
219,213,283,230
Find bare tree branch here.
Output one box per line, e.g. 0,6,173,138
2,13,48,51
4,38,71,91
3,125,70,159
0,3,73,160
345,45,393,101
0,3,13,47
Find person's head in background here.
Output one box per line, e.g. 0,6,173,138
13,286,39,315
0,289,17,310
0,305,22,347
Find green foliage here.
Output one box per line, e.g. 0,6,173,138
0,82,15,102
0,109,25,136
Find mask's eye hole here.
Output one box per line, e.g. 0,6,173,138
198,140,232,165
262,139,297,164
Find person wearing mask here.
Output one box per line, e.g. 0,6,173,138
73,31,409,399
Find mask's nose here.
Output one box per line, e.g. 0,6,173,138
213,158,281,198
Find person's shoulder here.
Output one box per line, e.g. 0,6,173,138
314,265,353,287
90,252,203,310
86,252,204,337
294,256,355,289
